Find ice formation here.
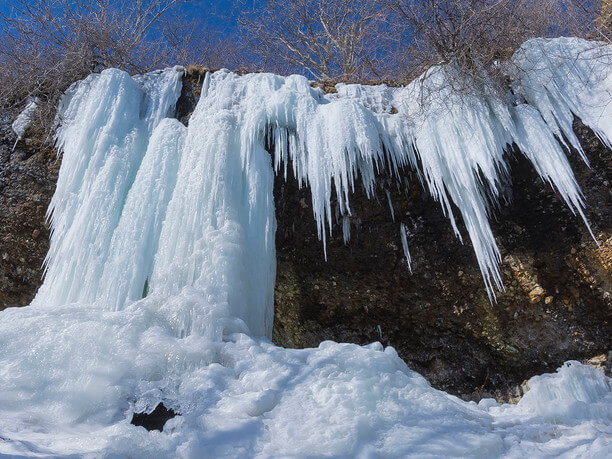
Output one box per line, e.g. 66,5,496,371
400,223,412,272
0,37,610,456
33,67,184,309
11,97,39,149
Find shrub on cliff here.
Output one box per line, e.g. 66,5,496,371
0,0,196,137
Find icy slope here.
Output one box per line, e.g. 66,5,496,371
0,37,610,457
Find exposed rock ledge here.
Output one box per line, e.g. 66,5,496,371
0,74,609,401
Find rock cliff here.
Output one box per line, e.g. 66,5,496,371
0,118,57,308
273,120,610,400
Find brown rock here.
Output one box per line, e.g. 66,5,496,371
273,119,611,401
528,286,545,303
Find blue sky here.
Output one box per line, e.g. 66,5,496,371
180,0,245,34
0,0,248,37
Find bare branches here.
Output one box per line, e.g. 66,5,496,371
0,0,607,141
0,0,190,135
391,1,601,69
238,0,397,81
384,0,604,95
237,0,604,89
594,0,612,40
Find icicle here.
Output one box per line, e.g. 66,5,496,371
511,38,612,156
342,215,351,244
386,189,395,222
35,37,611,316
399,223,412,273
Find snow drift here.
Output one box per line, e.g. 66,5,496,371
0,37,610,457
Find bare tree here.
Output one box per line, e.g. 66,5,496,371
593,0,612,39
386,0,603,86
239,0,396,81
178,22,251,71
0,0,190,135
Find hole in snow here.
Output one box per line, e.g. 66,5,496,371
130,403,177,431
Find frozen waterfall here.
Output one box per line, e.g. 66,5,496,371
0,37,610,457
35,38,610,314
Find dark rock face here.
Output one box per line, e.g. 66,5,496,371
0,75,609,401
0,117,58,309
273,120,611,401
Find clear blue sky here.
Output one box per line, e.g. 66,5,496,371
0,0,249,37
181,0,246,35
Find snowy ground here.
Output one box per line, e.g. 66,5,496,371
0,301,609,457
0,37,611,457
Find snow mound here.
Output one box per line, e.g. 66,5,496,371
0,303,609,457
518,360,611,423
0,38,610,457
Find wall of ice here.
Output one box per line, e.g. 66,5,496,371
0,37,609,457
34,67,184,309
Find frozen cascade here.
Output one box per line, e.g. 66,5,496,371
99,118,187,311
148,70,277,338
0,37,610,456
33,38,611,310
33,67,184,308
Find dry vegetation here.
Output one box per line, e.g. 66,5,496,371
0,0,198,130
0,0,608,138
238,0,397,80
387,0,603,78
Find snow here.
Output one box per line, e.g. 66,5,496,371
0,37,610,456
0,314,608,457
11,97,39,146
482,361,612,458
516,361,611,422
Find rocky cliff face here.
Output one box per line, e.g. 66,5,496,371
1,74,609,401
0,117,57,309
273,120,611,401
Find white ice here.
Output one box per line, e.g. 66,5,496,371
0,309,608,457
400,223,412,272
0,37,610,457
11,97,39,148
32,67,183,308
